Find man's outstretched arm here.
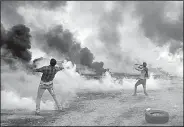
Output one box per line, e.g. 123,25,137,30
56,66,64,72
56,65,71,71
33,66,45,72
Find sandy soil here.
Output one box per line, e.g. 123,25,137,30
1,79,183,126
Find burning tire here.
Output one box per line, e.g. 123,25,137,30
145,110,169,124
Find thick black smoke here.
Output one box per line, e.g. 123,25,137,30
134,1,183,54
42,25,106,74
79,48,94,67
1,24,32,62
91,62,106,74
45,25,74,54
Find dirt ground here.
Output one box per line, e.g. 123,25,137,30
1,79,183,126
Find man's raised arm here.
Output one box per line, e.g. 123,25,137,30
135,66,144,71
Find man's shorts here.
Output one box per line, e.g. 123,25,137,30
39,80,53,89
137,79,147,86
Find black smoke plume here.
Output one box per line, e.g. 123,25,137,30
45,25,74,54
79,48,94,67
42,25,106,74
1,24,32,62
91,62,106,74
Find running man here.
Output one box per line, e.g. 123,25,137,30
133,62,149,96
33,58,64,115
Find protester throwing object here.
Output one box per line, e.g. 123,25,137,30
133,62,149,96
33,58,65,115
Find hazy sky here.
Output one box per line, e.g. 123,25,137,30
1,1,183,75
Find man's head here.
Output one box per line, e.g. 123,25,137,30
143,62,147,67
50,58,57,66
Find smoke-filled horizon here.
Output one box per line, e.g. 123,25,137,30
1,1,183,76
1,1,183,112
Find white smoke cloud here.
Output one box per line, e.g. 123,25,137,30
1,55,165,110
1,90,54,110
